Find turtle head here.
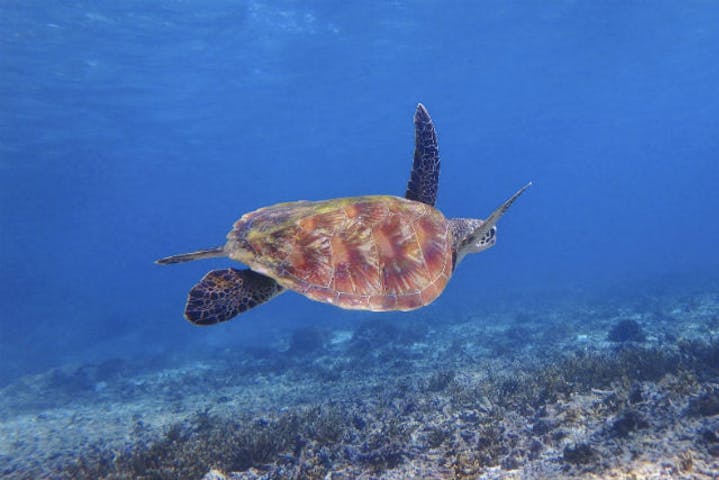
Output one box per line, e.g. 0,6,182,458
449,218,497,266
449,182,531,267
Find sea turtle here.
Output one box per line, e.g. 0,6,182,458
157,104,530,325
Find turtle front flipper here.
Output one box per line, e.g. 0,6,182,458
405,103,440,207
185,268,284,325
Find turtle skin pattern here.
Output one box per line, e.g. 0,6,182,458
224,195,453,312
185,268,283,325
405,103,439,207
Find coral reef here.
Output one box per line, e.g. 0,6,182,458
286,326,330,356
2,286,719,479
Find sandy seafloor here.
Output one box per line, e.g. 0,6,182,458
2,278,719,479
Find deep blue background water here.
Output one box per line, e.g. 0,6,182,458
2,1,718,384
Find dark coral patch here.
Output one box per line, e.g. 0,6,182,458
608,319,646,343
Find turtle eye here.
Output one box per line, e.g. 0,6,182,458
481,227,496,245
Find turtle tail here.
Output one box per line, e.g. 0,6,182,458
155,246,225,265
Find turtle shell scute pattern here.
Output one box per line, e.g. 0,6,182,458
225,195,453,312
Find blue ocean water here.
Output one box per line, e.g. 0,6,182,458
2,0,718,389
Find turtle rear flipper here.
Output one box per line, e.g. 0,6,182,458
185,268,284,325
156,246,225,265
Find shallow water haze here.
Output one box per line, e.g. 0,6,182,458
1,0,718,382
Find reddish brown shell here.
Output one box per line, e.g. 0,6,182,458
224,195,453,311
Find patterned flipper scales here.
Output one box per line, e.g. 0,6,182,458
405,103,440,207
185,268,283,325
